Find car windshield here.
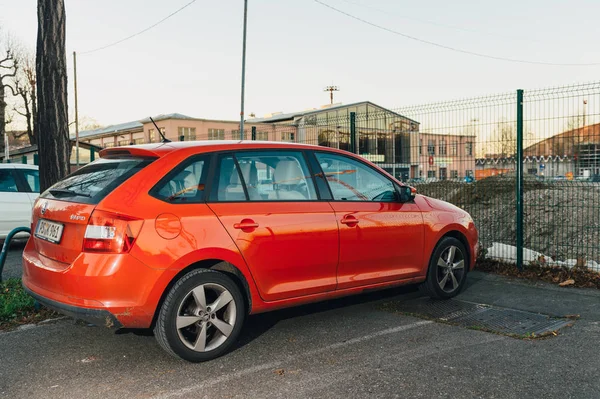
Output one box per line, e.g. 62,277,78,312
40,157,154,204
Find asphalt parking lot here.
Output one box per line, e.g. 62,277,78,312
1,244,600,399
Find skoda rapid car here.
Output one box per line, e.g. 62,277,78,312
23,142,478,362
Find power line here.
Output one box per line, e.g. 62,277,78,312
314,0,600,67
338,0,544,44
80,0,198,55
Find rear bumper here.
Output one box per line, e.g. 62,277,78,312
23,284,123,329
21,239,169,328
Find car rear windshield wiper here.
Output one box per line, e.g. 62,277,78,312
49,188,92,198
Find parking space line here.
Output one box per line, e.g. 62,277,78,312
152,320,433,399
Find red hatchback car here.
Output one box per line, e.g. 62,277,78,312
23,141,478,362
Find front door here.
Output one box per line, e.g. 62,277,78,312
314,152,424,290
207,150,339,301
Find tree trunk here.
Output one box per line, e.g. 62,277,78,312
18,89,34,146
31,86,37,145
36,0,70,191
0,82,6,157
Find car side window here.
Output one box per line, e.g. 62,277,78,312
211,151,318,202
315,152,397,202
20,169,40,193
0,170,18,193
151,157,208,203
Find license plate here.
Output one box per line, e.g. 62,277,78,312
35,219,64,244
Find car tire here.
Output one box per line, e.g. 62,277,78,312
154,268,246,362
421,237,469,300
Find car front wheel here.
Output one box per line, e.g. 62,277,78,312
422,237,468,299
154,268,245,362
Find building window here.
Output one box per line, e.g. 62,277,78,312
103,142,115,148
450,141,458,156
132,138,144,145
439,139,447,155
148,128,165,143
256,131,269,140
427,170,436,178
281,132,295,142
465,170,473,177
231,130,247,140
450,170,458,179
466,142,473,156
178,127,196,141
208,128,225,140
428,140,435,155
419,139,422,155
118,139,130,146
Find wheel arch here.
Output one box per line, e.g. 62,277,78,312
150,258,253,329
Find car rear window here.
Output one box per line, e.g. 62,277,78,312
40,157,155,204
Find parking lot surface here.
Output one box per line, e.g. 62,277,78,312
1,245,600,399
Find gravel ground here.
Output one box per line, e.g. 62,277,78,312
415,177,600,264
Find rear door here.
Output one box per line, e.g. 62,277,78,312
0,166,32,237
207,150,339,301
314,151,424,290
32,157,154,265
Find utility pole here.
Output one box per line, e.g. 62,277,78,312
239,0,248,140
73,51,80,167
324,85,339,105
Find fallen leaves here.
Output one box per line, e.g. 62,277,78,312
274,369,285,376
477,260,600,289
559,279,575,287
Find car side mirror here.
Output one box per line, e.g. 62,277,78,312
398,185,416,203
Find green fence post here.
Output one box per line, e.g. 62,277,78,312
22,155,27,164
251,126,256,141
516,89,524,270
33,153,39,165
90,148,95,162
350,112,356,154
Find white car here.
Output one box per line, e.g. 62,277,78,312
0,164,39,240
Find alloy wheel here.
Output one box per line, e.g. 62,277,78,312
175,283,237,352
436,245,465,293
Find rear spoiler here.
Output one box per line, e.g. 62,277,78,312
99,145,172,159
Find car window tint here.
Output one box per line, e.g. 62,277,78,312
214,155,247,202
40,157,154,204
315,152,397,202
20,169,40,193
152,157,207,203
234,151,317,201
0,170,18,193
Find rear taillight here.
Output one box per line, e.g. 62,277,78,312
83,210,144,253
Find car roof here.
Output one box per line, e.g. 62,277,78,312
99,140,329,159
0,163,39,170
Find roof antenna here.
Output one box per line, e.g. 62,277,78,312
149,117,171,143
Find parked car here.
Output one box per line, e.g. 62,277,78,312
0,164,39,240
22,142,478,362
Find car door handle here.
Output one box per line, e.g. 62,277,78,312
340,215,359,227
233,219,259,231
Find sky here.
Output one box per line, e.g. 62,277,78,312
1,0,600,128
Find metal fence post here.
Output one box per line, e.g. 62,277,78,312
516,89,524,270
251,126,256,141
90,148,95,162
22,155,27,164
33,153,39,165
350,112,356,154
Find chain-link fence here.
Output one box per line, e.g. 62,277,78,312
223,83,600,271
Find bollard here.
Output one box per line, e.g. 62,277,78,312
0,227,31,282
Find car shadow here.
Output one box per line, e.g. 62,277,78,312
235,284,421,349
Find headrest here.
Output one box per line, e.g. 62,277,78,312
274,160,304,185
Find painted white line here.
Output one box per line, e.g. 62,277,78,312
152,320,433,399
